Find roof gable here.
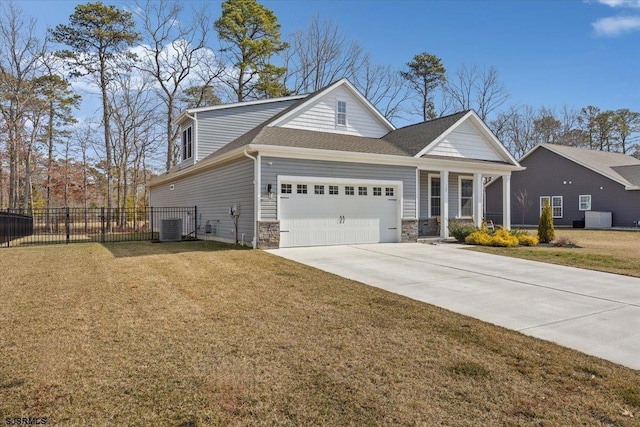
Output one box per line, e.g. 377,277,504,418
385,110,519,165
269,79,394,138
522,144,640,189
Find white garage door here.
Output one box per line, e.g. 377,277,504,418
279,179,400,248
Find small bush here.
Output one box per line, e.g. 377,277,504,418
554,235,576,247
449,221,478,242
517,234,539,246
465,228,519,247
538,200,555,243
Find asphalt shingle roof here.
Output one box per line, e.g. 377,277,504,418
540,143,640,188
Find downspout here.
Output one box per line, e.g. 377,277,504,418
184,112,198,164
243,149,258,249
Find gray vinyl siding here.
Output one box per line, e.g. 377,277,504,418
260,157,417,220
195,99,299,161
418,171,466,219
486,148,640,227
150,158,255,243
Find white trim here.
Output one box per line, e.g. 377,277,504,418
427,173,441,218
552,195,563,218
579,194,591,211
336,99,347,127
414,110,520,166
539,196,551,217
458,175,474,219
268,78,395,131
441,170,449,238
502,174,511,229
415,169,420,219
473,172,483,228
173,94,308,124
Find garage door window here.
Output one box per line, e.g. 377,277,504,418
314,185,325,195
297,184,307,194
385,187,394,196
358,186,368,196
281,184,292,194
373,187,382,196
329,185,339,195
345,186,355,195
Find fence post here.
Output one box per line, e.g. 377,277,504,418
194,206,198,238
65,207,70,244
150,206,154,241
101,207,106,243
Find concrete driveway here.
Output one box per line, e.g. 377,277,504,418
267,243,640,370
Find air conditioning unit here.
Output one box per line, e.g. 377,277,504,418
160,218,182,242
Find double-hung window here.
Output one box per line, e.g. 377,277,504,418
182,126,192,161
336,101,347,126
540,196,563,218
429,175,441,217
459,177,473,218
579,195,591,211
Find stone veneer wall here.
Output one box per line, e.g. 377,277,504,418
401,219,418,242
257,221,280,249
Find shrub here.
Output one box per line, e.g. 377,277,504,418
518,233,539,246
448,220,478,242
554,235,576,247
538,200,555,243
465,228,519,247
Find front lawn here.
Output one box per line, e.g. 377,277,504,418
1,241,639,426
469,229,640,277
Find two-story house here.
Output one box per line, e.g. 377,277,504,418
149,79,522,248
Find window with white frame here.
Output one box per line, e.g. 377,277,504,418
540,196,550,216
314,185,325,195
552,196,563,218
385,187,394,197
579,195,591,211
345,186,354,195
358,186,367,196
429,175,441,217
297,184,307,194
459,177,473,218
373,187,382,196
329,185,339,195
281,183,292,194
336,100,347,126
181,126,192,161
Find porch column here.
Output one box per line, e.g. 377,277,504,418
502,174,511,230
441,170,449,238
474,173,483,228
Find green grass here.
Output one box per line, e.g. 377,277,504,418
469,229,640,277
1,241,639,426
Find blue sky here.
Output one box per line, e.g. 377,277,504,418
21,0,640,124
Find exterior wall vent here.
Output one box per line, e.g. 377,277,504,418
160,218,182,242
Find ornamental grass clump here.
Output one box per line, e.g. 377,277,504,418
448,220,478,242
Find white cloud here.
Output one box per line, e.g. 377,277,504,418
592,15,640,36
595,0,640,7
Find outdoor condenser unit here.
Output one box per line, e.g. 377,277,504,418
159,218,182,242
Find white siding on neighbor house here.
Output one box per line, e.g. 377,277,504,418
259,157,416,220
277,86,389,138
425,120,502,161
150,158,255,244
181,99,300,165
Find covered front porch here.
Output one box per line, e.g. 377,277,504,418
417,168,512,238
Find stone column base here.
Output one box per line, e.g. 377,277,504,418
401,218,418,242
257,221,280,249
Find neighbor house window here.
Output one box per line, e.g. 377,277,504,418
345,186,354,195
358,186,367,196
540,196,551,216
336,100,347,126
459,177,473,218
552,196,563,218
182,126,192,161
314,185,325,195
429,175,441,217
373,187,382,196
579,195,591,211
281,183,292,194
297,184,307,194
329,185,339,195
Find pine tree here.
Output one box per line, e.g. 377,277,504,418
538,200,555,243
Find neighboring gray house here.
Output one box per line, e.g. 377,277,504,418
485,143,640,228
150,79,522,248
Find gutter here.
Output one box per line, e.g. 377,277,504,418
243,149,258,249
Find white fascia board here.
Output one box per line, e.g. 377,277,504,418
268,78,396,131
415,110,521,167
254,144,523,174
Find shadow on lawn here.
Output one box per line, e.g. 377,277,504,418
101,239,250,258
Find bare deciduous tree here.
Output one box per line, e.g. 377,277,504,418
443,64,509,121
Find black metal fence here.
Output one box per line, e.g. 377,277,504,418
0,206,197,248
